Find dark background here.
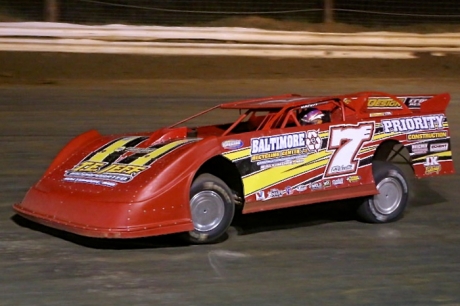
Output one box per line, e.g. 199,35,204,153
1,0,460,27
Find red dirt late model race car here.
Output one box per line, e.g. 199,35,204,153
14,91,454,243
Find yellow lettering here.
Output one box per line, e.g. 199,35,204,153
72,161,105,172
120,165,147,175
408,131,447,140
425,165,441,175
98,164,147,175
251,152,282,161
368,98,401,108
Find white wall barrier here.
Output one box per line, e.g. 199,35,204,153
0,22,459,58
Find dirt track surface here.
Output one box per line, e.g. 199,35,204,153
1,51,460,85
1,52,460,305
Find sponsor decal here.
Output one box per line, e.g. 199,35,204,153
311,182,322,190
332,177,344,186
430,143,448,152
300,100,332,109
250,130,322,167
255,185,308,201
424,156,441,175
64,161,148,186
325,122,374,177
66,161,147,183
256,190,266,201
411,143,428,154
407,131,447,141
330,165,353,173
305,130,322,152
63,177,117,187
323,180,331,188
222,139,243,150
367,97,402,109
369,112,392,117
346,175,361,183
401,96,432,109
251,132,306,155
382,115,444,133
294,184,308,192
64,137,195,187
267,189,284,199
258,158,304,170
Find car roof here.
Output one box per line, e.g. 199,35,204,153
219,94,333,110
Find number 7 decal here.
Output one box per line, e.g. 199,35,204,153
325,122,374,177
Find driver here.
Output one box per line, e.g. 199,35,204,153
300,108,325,125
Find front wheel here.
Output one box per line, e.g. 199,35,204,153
357,161,409,223
184,173,235,244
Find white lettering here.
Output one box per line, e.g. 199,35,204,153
382,121,393,133
250,132,308,154
325,122,374,177
382,115,444,133
424,156,439,166
251,139,259,154
279,136,287,150
430,143,448,152
405,118,415,131
435,116,444,129
299,134,306,146
393,120,402,132
426,117,435,129
293,134,299,147
413,117,424,130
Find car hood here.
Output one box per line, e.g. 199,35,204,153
34,127,205,202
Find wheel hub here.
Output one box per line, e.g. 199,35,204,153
190,190,225,232
374,177,402,215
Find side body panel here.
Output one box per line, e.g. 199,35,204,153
222,108,454,214
222,120,379,214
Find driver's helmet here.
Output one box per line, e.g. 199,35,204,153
300,108,324,125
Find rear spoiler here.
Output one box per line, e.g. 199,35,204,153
419,93,450,113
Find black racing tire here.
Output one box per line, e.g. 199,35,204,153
184,173,235,244
357,161,409,223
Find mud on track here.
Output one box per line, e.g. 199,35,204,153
1,53,460,305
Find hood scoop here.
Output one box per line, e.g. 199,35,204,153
144,126,189,147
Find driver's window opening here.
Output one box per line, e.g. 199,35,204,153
280,110,301,128
222,110,273,135
180,98,349,138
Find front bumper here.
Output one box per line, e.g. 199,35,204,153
13,187,194,239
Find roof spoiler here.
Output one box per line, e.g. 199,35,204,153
420,93,450,113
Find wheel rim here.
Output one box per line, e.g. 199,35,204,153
190,190,225,232
373,177,402,215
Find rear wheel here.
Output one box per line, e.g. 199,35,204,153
185,174,235,244
357,161,409,223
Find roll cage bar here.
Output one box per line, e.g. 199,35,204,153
168,91,411,136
